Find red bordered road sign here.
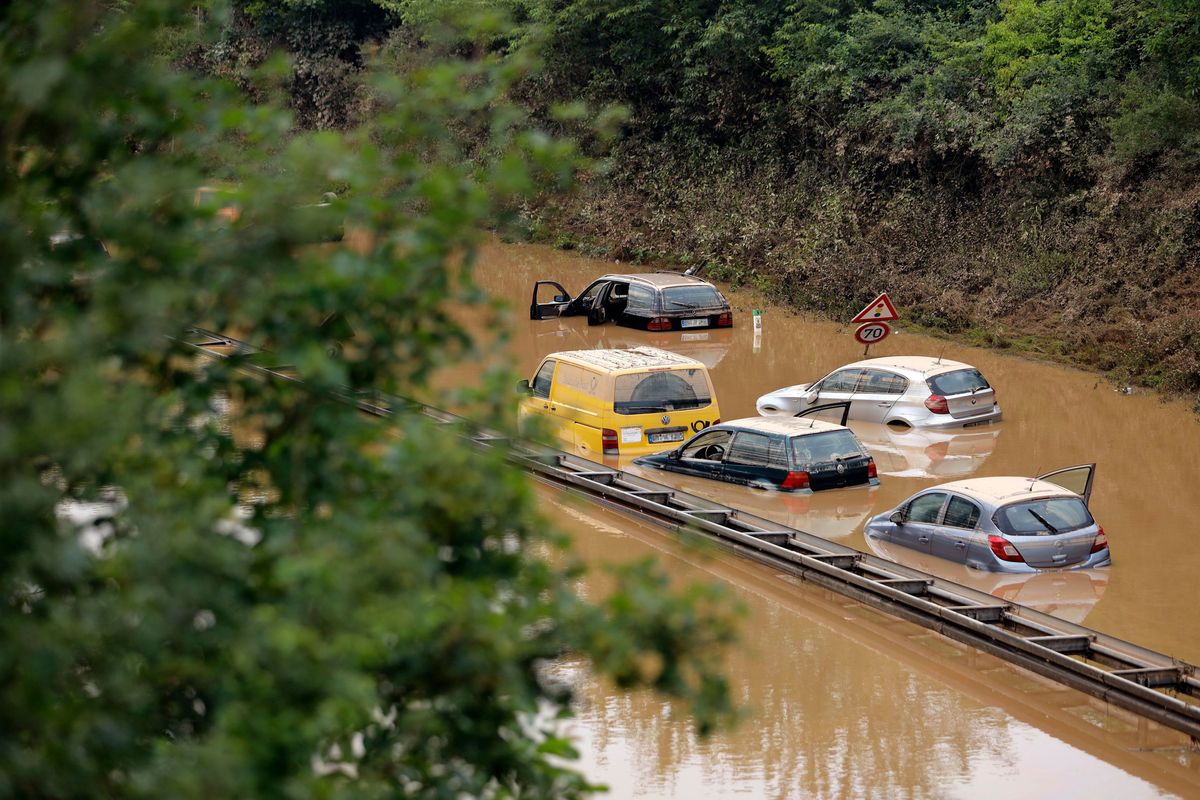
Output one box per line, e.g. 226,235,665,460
854,321,891,345
851,292,899,323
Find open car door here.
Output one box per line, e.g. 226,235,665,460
795,401,852,427
1037,463,1096,505
530,280,572,320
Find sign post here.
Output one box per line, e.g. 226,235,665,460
850,292,899,355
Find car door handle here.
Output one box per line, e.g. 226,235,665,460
918,536,930,543
955,541,967,549
876,402,890,407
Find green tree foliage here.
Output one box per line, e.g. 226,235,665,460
0,1,739,796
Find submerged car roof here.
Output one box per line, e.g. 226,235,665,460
550,346,706,374
602,272,718,289
934,476,1077,504
844,356,976,377
720,416,850,437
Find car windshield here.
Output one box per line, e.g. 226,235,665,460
613,369,712,414
995,497,1093,536
927,368,990,396
662,285,724,309
790,429,865,466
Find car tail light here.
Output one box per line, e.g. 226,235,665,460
867,459,877,479
1090,526,1108,553
647,317,672,331
988,534,1025,563
925,394,950,414
716,311,733,327
781,471,810,490
602,428,619,455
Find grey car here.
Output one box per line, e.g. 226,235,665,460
864,464,1111,572
756,355,1001,429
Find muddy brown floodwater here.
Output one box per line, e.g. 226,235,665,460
438,240,1200,797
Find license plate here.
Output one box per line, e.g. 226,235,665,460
648,431,685,444
962,419,989,428
680,318,708,329
680,332,709,342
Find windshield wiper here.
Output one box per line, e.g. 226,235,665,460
668,300,699,308
1026,508,1059,534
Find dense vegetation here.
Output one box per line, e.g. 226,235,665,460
214,0,1200,398
1,2,738,796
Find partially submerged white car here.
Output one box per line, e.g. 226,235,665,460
756,356,1001,429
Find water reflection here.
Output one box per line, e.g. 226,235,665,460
542,491,1190,799
850,420,1001,479
864,534,1109,622
527,316,734,371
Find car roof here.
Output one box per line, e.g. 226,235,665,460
719,416,850,437
932,476,1076,504
840,356,977,377
549,346,707,373
601,272,717,289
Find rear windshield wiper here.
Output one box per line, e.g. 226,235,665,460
1026,508,1059,534
668,300,699,308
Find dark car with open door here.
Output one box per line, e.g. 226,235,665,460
530,273,733,331
633,403,879,493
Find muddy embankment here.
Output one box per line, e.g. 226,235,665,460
523,142,1200,404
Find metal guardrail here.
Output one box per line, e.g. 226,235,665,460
180,326,1200,741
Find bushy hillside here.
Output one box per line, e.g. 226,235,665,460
209,0,1200,398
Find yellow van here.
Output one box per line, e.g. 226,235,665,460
518,347,721,459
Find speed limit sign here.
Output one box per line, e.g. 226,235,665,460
854,321,891,345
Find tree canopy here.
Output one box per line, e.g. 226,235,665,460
0,2,738,797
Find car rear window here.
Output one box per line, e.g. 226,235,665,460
613,368,712,414
995,497,1093,536
927,369,990,396
661,285,725,310
790,429,866,466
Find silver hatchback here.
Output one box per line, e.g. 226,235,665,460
864,465,1111,572
755,355,1001,429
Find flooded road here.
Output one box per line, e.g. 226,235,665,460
436,239,1200,795
541,488,1198,798
459,240,1200,663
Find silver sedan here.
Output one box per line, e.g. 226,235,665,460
755,355,1001,429
864,465,1111,572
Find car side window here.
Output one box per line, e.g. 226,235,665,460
531,360,556,399
861,369,908,394
943,496,981,529
725,431,774,466
577,280,607,305
907,492,947,523
767,437,789,470
680,429,732,460
821,369,865,393
626,284,656,312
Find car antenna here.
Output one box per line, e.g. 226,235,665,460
935,347,945,365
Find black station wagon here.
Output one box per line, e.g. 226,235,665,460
530,273,733,331
634,415,879,493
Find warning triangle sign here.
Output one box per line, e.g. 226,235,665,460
850,292,899,323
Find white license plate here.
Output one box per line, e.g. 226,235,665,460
680,318,708,328
648,431,685,444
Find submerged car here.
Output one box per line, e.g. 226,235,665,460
518,346,720,459
755,356,1001,429
864,464,1110,572
634,405,878,493
530,273,733,331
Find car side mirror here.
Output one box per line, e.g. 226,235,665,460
668,449,682,461
554,294,568,303
889,510,905,525
517,379,531,393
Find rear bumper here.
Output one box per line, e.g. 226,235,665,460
893,405,1003,429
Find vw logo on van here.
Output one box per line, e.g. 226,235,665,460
661,415,671,425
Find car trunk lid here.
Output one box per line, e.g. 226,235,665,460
806,455,872,490
1010,531,1097,568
